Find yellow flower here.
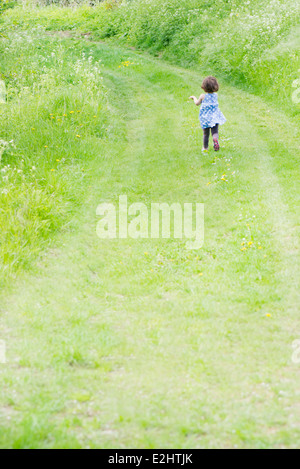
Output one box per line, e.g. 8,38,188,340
206,182,211,186
70,111,75,114
63,114,67,117
76,135,81,138
50,169,55,172
241,247,247,251
248,241,253,246
258,246,263,250
44,145,48,148
56,159,60,162
266,313,272,318
198,273,203,276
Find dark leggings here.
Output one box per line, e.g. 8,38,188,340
203,124,219,149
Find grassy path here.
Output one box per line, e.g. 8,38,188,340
0,40,299,448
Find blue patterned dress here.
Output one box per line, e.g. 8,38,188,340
199,93,226,129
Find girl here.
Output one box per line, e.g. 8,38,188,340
190,76,226,152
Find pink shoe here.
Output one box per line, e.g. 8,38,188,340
213,136,220,151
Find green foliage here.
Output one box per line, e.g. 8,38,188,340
0,0,16,16
0,28,108,279
2,0,299,110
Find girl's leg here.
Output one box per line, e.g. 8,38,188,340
211,124,219,151
203,128,210,150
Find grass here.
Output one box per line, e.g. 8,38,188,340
0,27,108,284
1,1,300,114
0,27,299,448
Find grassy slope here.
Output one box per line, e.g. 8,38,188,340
0,28,108,284
2,1,299,115
0,38,299,448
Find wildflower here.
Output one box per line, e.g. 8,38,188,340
206,182,211,186
44,145,48,148
76,135,81,138
198,273,203,276
56,159,60,162
70,111,75,114
50,169,55,172
266,314,272,318
248,241,253,246
258,246,263,250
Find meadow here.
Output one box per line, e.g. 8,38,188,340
2,0,300,112
0,0,299,449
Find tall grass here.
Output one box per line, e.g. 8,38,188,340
0,27,108,283
2,0,299,112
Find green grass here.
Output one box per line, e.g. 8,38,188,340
0,28,299,448
1,0,300,114
0,27,108,284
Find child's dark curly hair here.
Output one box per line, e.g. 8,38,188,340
201,76,219,93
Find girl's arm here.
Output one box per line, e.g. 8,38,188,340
190,94,205,106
